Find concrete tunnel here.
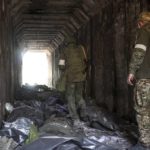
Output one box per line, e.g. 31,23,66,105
0,0,150,149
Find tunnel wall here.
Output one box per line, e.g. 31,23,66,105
13,43,24,97
0,0,14,123
52,48,60,88
78,0,149,118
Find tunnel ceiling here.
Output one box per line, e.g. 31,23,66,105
11,0,102,51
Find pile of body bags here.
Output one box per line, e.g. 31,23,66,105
0,85,138,150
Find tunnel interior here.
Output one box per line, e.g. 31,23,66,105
0,0,150,150
0,0,150,148
12,0,99,89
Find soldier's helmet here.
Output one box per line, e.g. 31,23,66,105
138,12,150,23
64,35,76,44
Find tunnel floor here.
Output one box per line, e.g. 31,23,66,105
0,84,140,150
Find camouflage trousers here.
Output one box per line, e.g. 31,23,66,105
134,79,150,147
66,82,87,120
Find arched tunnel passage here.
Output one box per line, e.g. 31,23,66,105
0,0,150,149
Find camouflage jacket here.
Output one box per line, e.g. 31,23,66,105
129,23,150,79
59,43,87,82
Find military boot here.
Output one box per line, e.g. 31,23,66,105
73,119,86,129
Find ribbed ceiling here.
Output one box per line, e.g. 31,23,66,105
11,0,100,51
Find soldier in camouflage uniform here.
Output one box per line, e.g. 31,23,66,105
58,35,88,126
127,12,150,149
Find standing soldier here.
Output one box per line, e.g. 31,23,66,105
127,12,150,149
58,35,88,127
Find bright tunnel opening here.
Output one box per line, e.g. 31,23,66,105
22,50,52,87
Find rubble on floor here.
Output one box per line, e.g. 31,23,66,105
0,85,139,150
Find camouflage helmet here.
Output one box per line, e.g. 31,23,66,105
138,12,150,23
64,35,76,44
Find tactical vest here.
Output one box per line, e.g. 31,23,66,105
63,44,86,82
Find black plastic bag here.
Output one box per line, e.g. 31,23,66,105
19,136,82,150
39,117,74,136
87,105,119,131
7,106,44,127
